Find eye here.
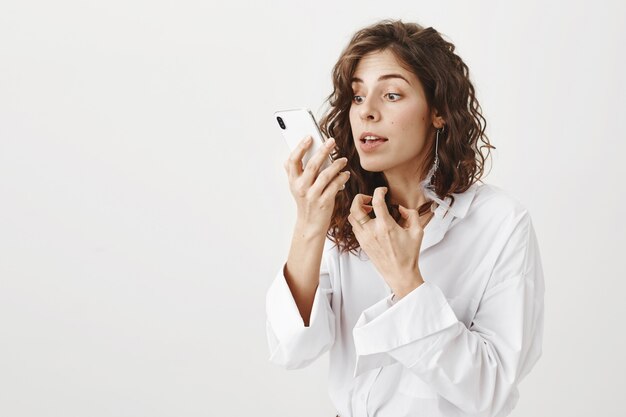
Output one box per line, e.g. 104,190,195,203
352,95,364,104
385,93,401,101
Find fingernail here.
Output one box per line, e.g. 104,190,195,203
326,138,335,147
304,136,312,144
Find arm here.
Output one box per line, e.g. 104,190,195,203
268,128,347,369
265,231,337,369
352,211,545,415
284,222,327,326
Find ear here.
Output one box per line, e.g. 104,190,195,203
431,108,445,129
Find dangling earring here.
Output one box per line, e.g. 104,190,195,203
419,125,450,213
432,126,442,174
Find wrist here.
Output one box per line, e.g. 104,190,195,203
392,273,425,300
293,219,327,241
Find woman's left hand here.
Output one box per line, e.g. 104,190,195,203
347,187,427,299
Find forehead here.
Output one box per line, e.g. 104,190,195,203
352,49,416,84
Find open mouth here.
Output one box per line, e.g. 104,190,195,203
360,135,388,143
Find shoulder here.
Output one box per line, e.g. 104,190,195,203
470,185,543,289
470,182,531,224
458,182,534,246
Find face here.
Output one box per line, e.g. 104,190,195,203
349,49,439,177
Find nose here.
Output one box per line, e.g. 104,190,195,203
359,96,380,122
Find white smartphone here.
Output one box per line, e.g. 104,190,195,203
273,108,335,172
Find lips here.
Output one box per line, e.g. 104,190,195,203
359,131,389,143
359,133,388,152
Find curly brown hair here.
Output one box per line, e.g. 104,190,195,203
319,19,495,255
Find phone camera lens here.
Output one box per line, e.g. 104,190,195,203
276,116,286,130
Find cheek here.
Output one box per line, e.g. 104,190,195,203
394,103,428,134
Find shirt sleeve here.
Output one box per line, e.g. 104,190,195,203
265,243,336,370
352,211,545,415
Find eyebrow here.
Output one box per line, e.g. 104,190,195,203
351,74,411,85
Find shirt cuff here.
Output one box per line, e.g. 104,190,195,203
266,264,323,341
352,281,458,377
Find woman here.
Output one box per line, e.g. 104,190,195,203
266,19,544,417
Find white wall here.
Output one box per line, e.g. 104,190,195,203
1,0,624,416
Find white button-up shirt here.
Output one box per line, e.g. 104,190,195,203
266,182,545,417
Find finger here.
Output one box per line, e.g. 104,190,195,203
319,169,351,200
371,187,395,228
300,137,336,186
348,208,374,233
349,193,373,218
348,193,374,231
309,156,348,196
398,204,421,231
286,136,314,179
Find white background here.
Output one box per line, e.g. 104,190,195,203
1,0,624,416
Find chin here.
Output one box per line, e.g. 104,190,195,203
359,159,388,173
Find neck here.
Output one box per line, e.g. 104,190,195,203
384,170,430,211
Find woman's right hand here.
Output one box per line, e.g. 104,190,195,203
283,136,351,235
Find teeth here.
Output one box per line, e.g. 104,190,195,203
363,136,383,141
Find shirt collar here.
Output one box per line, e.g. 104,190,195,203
435,182,480,220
